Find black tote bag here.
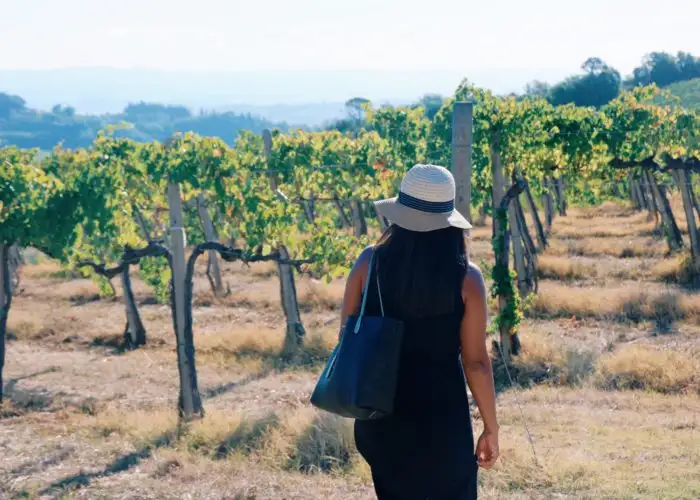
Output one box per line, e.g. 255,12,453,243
310,251,404,420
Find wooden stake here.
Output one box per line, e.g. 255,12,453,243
490,133,520,358
509,199,528,297
121,264,147,347
676,169,700,263
555,176,567,216
451,101,473,223
278,245,306,358
628,172,640,208
642,170,660,223
333,198,352,228
648,175,683,252
515,196,537,257
168,182,200,420
351,200,368,237
523,179,547,250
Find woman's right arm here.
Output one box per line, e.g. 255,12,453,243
339,246,373,337
460,263,500,469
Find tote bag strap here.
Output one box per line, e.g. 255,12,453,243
353,249,384,334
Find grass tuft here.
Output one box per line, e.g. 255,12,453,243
595,345,700,394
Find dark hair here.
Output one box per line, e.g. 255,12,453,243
374,224,468,318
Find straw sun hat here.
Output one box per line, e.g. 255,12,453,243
374,164,472,233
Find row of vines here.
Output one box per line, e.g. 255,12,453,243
1,81,698,420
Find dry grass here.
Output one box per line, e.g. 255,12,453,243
20,260,78,280
299,280,345,311
595,345,700,394
494,333,595,389
553,222,654,240
196,325,335,369
537,255,597,281
482,387,700,499
650,252,700,287
6,203,700,498
531,281,700,326
80,406,360,475
548,236,667,259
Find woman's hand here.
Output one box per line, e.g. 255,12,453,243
475,429,499,469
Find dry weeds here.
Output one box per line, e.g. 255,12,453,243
595,345,700,394
531,281,700,326
547,236,668,259
537,255,598,281
5,202,700,498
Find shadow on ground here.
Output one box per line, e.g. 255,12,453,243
39,431,176,496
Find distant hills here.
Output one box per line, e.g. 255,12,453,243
0,96,288,150
664,78,700,110
0,67,569,123
1,64,699,151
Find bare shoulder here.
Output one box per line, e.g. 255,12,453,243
462,261,487,298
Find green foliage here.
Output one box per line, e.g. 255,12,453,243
3,80,699,294
490,208,522,336
0,147,80,258
549,58,621,108
139,258,172,304
627,51,700,88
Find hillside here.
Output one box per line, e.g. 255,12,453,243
668,78,700,109
654,78,700,110
0,94,289,150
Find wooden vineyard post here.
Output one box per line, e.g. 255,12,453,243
491,134,506,238
333,198,352,228
8,245,21,292
0,244,9,403
647,174,683,252
541,192,552,233
675,168,700,266
635,172,650,211
351,200,368,237
554,176,567,216
490,132,521,359
197,193,224,296
542,176,555,231
632,175,645,210
642,170,660,224
523,178,547,250
121,264,147,348
691,179,700,221
277,246,306,358
628,172,640,208
168,183,204,420
451,101,473,223
509,197,529,297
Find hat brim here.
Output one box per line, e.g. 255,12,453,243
374,198,473,232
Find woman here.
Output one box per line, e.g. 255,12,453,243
340,164,499,499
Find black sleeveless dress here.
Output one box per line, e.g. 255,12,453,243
354,265,478,500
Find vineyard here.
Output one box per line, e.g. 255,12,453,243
1,81,700,498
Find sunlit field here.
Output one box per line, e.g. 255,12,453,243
2,201,700,499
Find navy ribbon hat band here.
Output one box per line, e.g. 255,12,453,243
398,191,454,213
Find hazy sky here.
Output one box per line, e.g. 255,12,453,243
2,0,699,75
